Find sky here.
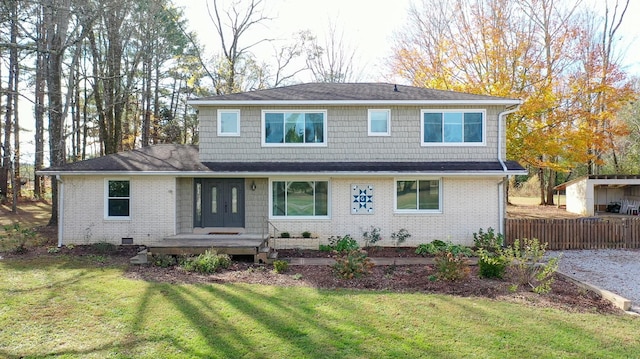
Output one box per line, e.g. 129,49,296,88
176,0,640,80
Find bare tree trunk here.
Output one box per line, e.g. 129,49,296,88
34,7,46,199
2,0,18,207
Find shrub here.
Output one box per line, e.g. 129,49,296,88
415,240,472,257
362,226,382,247
473,227,504,252
280,232,291,238
1,223,38,253
332,250,374,279
502,238,559,294
477,248,508,279
321,234,359,253
391,229,411,247
181,250,231,274
301,231,312,238
152,254,177,268
91,242,117,254
272,260,290,273
434,251,470,281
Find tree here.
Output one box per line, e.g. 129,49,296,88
306,22,359,83
389,0,634,205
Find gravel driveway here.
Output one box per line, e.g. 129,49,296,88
548,249,640,309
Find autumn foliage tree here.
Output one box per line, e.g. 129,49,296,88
390,0,635,205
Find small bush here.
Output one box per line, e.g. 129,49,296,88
1,223,38,253
181,250,231,274
434,251,470,281
301,231,312,238
272,260,290,273
152,254,177,268
92,242,117,254
477,248,508,279
473,227,504,252
391,229,411,247
332,250,374,279
502,238,558,294
47,247,60,254
415,240,472,257
322,234,359,253
280,232,291,238
362,226,382,247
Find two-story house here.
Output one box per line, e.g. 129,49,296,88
40,83,526,252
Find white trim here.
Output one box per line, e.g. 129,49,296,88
57,175,64,247
393,177,443,214
189,99,522,106
104,178,132,220
217,109,241,136
261,109,328,147
368,109,391,136
420,109,487,147
38,169,528,177
268,178,331,220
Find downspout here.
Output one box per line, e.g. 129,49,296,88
57,175,64,248
497,105,521,236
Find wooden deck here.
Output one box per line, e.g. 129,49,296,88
147,234,273,262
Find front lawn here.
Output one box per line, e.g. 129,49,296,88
1,255,638,358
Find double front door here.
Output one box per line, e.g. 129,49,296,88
196,178,245,228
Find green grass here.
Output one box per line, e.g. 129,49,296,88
1,256,639,358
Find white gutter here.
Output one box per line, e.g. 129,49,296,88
37,170,527,177
497,104,522,236
56,175,64,248
188,99,522,107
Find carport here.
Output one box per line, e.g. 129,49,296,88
555,175,640,216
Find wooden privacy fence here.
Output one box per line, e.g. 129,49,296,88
505,218,640,250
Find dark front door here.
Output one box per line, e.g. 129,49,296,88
200,179,245,228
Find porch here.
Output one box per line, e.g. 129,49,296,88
146,233,274,263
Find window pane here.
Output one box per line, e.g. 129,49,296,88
464,113,483,142
265,113,284,143
396,181,418,210
287,182,314,216
314,181,328,215
220,112,238,133
305,113,324,143
109,181,129,197
231,186,238,213
210,185,217,214
370,111,389,133
443,112,463,142
195,182,202,226
285,113,304,143
108,199,130,216
423,113,442,142
272,181,286,216
418,180,439,210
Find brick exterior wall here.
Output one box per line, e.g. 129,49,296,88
176,178,193,233
61,175,176,245
198,105,506,162
267,177,501,247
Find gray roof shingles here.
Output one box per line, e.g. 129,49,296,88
191,82,518,102
40,143,525,173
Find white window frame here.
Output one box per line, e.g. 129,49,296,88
393,178,442,214
368,109,391,136
217,109,241,136
104,178,131,220
261,110,328,147
269,178,331,219
420,109,486,146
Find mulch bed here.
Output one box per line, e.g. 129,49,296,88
3,243,623,315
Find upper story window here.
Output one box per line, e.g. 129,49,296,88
262,110,326,146
105,179,130,219
217,110,240,136
368,109,390,136
421,110,485,145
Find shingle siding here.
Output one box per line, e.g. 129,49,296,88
199,105,505,162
